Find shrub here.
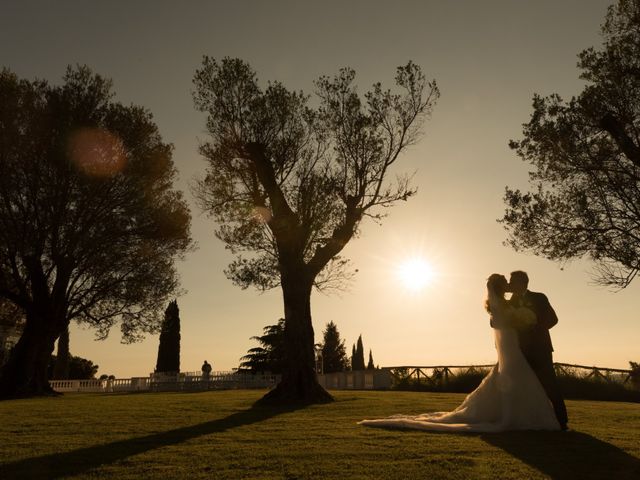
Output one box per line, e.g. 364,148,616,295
556,366,640,403
392,365,639,402
393,367,491,393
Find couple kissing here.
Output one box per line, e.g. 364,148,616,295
360,270,568,433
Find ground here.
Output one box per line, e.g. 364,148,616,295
1,390,639,479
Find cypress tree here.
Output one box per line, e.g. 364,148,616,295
155,300,181,373
367,349,375,370
351,344,356,371
354,335,365,371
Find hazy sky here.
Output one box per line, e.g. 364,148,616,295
2,1,637,377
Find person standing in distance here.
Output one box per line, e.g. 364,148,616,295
201,360,212,381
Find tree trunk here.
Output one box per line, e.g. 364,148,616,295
258,276,333,405
53,326,70,380
0,309,62,398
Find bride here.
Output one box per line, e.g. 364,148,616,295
359,274,560,432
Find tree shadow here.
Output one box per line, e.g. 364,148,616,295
2,403,300,479
482,430,640,479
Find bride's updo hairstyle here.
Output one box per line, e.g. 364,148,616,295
485,273,508,313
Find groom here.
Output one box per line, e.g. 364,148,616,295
508,270,569,430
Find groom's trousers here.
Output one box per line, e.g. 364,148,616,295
525,350,568,427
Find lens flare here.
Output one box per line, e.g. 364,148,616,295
251,206,272,223
67,127,127,177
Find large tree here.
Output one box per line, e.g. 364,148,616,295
155,300,181,374
502,0,640,289
193,58,438,404
320,321,348,374
0,66,192,397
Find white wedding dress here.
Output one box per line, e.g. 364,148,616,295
359,294,560,432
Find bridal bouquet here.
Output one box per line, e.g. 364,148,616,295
510,306,537,330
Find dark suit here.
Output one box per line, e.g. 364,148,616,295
511,290,568,428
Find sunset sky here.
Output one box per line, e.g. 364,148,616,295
1,0,637,377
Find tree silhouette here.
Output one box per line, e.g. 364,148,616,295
48,354,98,380
0,66,192,397
193,57,438,404
155,300,181,374
238,319,285,374
320,321,348,373
502,0,640,289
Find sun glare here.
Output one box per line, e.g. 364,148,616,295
397,258,436,292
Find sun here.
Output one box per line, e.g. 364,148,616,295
397,258,436,292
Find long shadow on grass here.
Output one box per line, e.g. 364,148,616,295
482,430,640,479
2,403,299,479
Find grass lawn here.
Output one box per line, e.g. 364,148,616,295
1,390,639,479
